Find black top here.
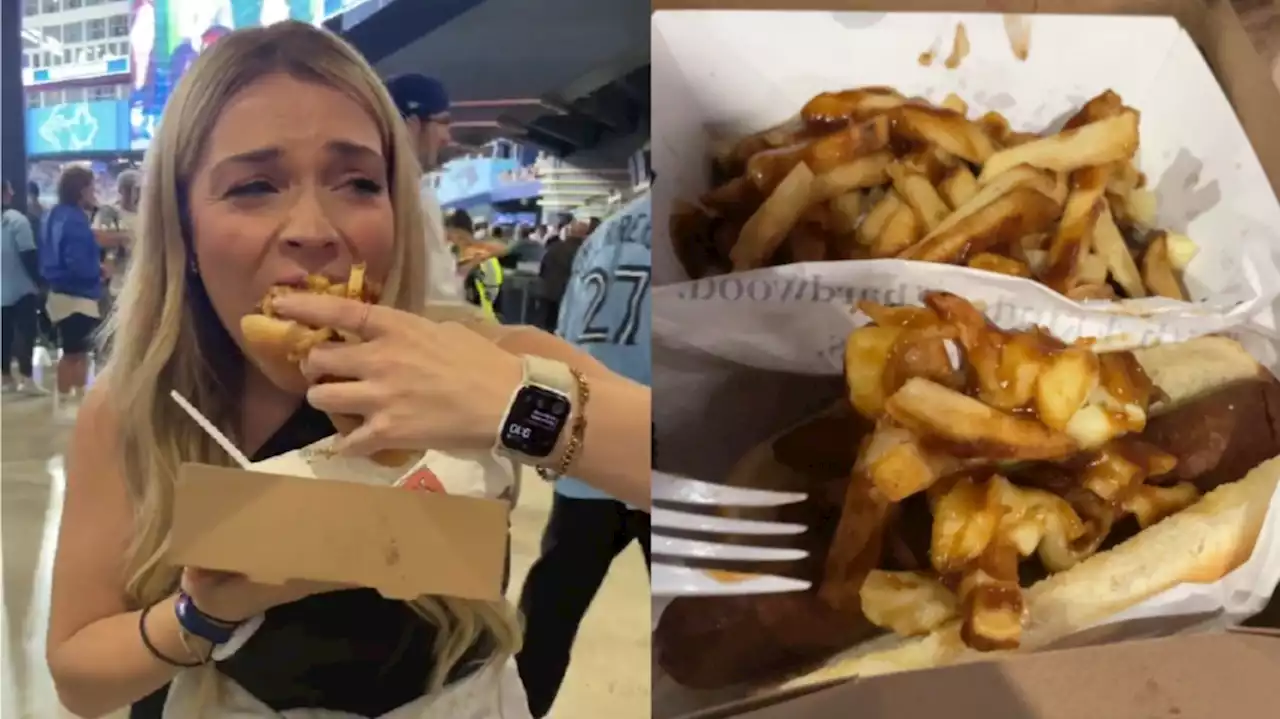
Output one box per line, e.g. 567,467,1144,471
131,402,493,718
538,236,585,303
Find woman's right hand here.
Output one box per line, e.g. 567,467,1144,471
180,568,345,623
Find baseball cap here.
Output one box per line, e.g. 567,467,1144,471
384,74,450,120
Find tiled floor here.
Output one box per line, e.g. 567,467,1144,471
0,371,650,719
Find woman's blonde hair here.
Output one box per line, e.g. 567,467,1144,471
100,20,519,697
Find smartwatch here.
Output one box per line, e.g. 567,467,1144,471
495,355,575,465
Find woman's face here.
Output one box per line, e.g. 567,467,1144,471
187,73,395,387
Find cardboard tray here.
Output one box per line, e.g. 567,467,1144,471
692,628,1280,719
166,463,510,602
650,0,1280,198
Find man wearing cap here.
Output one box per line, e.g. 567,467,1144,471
384,74,466,304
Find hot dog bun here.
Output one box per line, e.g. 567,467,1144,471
239,269,418,468
656,336,1280,695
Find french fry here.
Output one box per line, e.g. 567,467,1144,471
1092,204,1145,298
829,192,864,235
968,253,1031,278
1077,252,1109,286
905,165,1057,255
1035,347,1102,431
887,162,952,232
701,175,762,219
1141,232,1187,301
731,162,816,271
930,476,1000,573
858,191,903,246
1061,89,1125,130
1066,284,1117,301
811,151,893,202
1042,165,1111,293
802,87,907,127
899,187,1060,264
1107,161,1142,196
860,424,960,501
940,93,968,116
884,378,1079,461
872,205,922,258
1125,188,1158,227
894,104,999,164
747,115,891,193
977,110,1012,144
938,165,980,209
978,111,1140,183
957,542,1025,651
721,115,807,173
845,326,903,417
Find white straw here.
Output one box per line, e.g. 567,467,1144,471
169,390,252,469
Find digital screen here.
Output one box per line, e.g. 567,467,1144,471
26,100,130,155
23,58,131,87
128,0,372,150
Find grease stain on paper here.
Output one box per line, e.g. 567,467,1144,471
1004,14,1032,61
944,22,970,70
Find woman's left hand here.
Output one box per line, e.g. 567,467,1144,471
270,293,523,457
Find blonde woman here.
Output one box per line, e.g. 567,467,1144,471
46,21,651,719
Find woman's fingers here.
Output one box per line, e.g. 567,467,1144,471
300,341,375,383
271,292,396,340
306,379,380,417
329,418,391,459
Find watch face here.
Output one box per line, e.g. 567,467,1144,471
501,385,571,458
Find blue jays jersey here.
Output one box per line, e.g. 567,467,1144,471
554,192,652,501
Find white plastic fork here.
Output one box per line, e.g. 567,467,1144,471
652,470,813,597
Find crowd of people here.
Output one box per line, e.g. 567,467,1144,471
1,168,137,411
2,19,652,719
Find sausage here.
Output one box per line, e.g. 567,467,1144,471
654,592,875,689
1142,378,1280,492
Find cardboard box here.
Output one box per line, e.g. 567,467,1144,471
651,0,1280,194
166,462,510,602
690,628,1280,719
651,1,1280,717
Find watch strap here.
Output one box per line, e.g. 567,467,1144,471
523,355,575,394
175,591,238,645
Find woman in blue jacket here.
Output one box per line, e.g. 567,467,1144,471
40,165,103,405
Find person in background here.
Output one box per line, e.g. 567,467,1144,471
26,180,45,243
40,165,104,409
93,171,141,328
2,180,47,395
26,180,55,348
516,189,653,717
384,73,466,306
535,212,596,333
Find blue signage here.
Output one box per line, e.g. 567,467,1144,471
436,158,542,208
24,57,130,86
26,100,130,156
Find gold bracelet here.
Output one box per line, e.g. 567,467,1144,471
538,368,589,482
